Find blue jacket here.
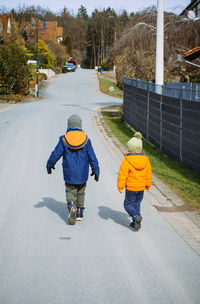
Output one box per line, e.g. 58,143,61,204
47,129,99,184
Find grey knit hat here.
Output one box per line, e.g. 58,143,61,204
67,114,82,129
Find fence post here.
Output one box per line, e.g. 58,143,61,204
147,83,150,141
180,92,183,162
160,93,163,151
190,82,192,101
130,85,132,123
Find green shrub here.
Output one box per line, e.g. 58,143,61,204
40,73,47,80
0,44,29,95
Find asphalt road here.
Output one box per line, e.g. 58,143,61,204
0,70,200,304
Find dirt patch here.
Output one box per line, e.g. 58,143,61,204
153,205,192,212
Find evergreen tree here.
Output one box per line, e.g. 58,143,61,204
77,5,88,20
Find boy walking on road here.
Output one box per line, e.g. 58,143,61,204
46,114,99,225
117,132,152,231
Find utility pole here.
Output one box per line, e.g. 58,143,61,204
34,20,48,98
36,21,39,98
155,0,164,85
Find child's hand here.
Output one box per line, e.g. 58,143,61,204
47,166,55,174
91,172,99,182
94,174,99,182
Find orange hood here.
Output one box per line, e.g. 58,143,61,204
125,153,149,171
63,130,88,149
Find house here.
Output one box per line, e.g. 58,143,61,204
0,15,11,39
180,0,200,18
38,21,63,43
22,19,63,43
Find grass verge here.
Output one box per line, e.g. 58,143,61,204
102,107,200,212
98,77,122,98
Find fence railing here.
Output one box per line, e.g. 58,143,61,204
124,78,200,101
123,77,200,176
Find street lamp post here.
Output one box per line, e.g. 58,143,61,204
36,21,39,98
35,20,48,98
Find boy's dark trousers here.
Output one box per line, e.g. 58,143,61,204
65,183,86,208
124,190,144,223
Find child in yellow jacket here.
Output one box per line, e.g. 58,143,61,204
117,132,152,230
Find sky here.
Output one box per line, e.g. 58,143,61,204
0,0,190,15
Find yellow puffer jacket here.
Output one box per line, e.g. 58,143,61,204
117,152,152,192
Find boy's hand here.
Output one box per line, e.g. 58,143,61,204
91,172,99,182
47,166,55,174
94,174,99,182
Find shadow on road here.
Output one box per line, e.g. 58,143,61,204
34,197,68,224
61,101,120,113
98,206,130,228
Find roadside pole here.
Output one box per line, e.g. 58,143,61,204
36,21,39,98
155,0,164,86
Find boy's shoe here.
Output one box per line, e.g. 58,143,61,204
76,207,84,221
130,222,135,229
68,201,77,225
134,215,142,231
130,215,142,231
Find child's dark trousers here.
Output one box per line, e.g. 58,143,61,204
124,190,144,223
65,183,86,208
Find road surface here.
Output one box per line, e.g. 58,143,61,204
0,70,200,304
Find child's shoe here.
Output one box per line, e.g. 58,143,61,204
76,207,84,221
134,215,142,231
68,201,77,225
130,215,142,231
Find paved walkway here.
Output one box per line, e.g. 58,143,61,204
92,106,200,256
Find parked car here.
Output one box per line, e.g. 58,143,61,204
66,63,75,72
62,63,76,73
62,66,67,73
68,60,77,68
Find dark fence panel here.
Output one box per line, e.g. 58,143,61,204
123,79,200,176
148,92,161,149
182,100,200,175
162,96,180,161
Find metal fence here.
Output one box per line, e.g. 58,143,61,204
125,78,200,101
123,77,200,176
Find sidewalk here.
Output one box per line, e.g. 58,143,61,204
91,106,200,256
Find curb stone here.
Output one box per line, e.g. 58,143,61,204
91,105,200,256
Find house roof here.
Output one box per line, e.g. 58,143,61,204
0,15,9,34
21,19,63,43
